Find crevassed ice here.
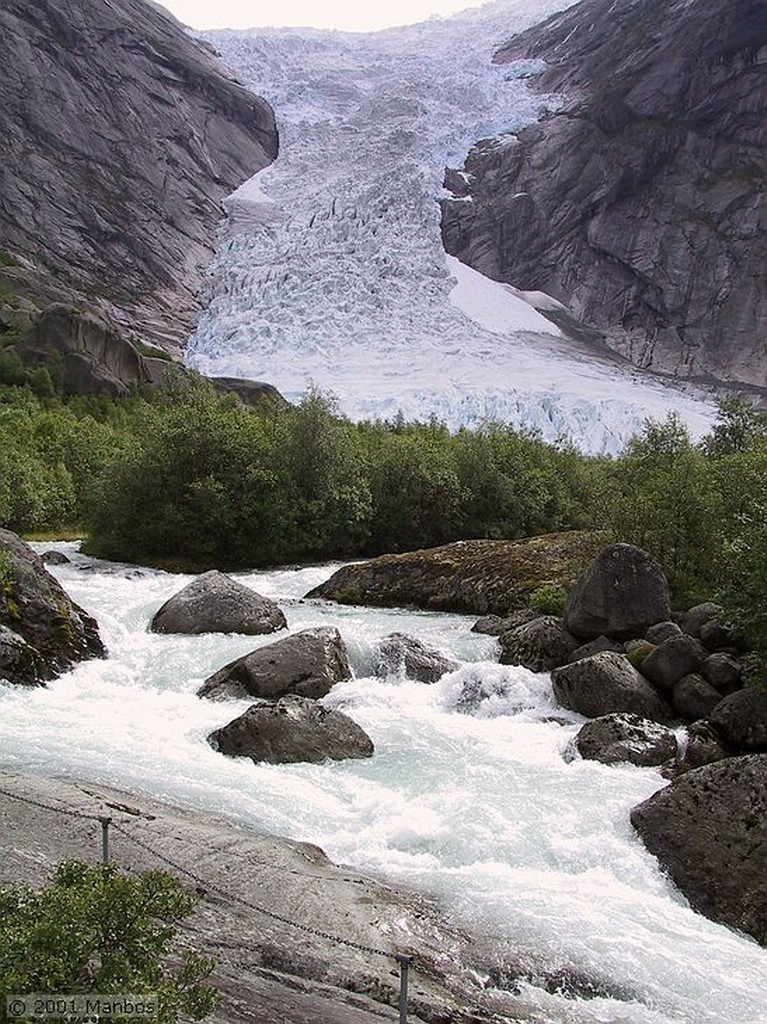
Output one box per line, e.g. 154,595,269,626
185,0,717,455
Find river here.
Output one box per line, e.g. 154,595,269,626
1,543,764,1024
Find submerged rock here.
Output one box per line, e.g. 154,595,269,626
198,626,351,701
573,713,677,767
151,570,287,636
0,529,104,686
209,695,374,765
631,755,767,944
374,632,458,683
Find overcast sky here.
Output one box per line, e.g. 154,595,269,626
158,0,481,32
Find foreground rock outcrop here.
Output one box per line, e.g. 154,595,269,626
0,772,534,1024
0,530,104,686
151,571,287,636
0,0,278,363
307,532,600,615
631,756,767,944
441,0,767,390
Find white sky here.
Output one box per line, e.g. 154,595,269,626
157,0,482,32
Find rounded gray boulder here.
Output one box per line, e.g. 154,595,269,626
551,651,672,722
209,695,374,764
564,544,671,641
499,615,579,672
198,626,351,701
150,570,287,636
709,687,767,752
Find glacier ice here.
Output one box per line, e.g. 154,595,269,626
185,0,718,455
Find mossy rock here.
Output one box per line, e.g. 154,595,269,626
306,531,603,616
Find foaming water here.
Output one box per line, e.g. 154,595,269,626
1,544,764,1024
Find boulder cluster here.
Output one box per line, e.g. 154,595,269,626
479,544,757,774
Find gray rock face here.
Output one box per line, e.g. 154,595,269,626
630,756,767,944
15,304,152,398
645,621,683,645
567,635,624,663
564,544,671,641
374,632,458,683
441,0,767,390
574,713,677,767
499,615,578,672
709,687,767,752
0,529,105,686
551,651,671,722
0,0,277,356
198,627,351,702
641,635,709,693
209,695,374,765
151,571,287,636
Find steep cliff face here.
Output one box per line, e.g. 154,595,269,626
441,0,767,389
0,0,278,357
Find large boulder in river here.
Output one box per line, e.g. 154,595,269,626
630,755,767,944
551,651,672,721
198,627,351,701
307,532,601,615
0,529,104,686
564,544,671,641
151,571,287,636
373,632,458,683
499,615,579,672
573,713,677,767
209,695,374,765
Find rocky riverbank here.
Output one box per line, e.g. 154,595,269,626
0,771,588,1024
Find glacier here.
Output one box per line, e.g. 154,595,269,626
185,0,718,455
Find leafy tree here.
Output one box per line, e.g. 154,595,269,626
600,414,720,602
0,859,216,1024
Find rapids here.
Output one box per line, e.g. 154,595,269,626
1,543,764,1024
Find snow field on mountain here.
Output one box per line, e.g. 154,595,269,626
186,0,717,453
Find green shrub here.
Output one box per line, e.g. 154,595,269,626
0,859,217,1023
528,583,568,616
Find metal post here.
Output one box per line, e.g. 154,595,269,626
98,816,112,865
395,954,411,1024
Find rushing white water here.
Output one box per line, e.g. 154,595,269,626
1,544,765,1024
184,0,718,455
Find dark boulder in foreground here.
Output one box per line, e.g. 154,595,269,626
551,651,672,722
374,632,458,683
198,626,351,701
209,695,374,765
564,544,671,641
0,529,104,687
631,756,767,944
573,713,677,767
151,570,287,636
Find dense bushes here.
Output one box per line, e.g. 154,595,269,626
1,373,765,670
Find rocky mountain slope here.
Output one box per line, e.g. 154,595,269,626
441,0,767,391
0,0,277,364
